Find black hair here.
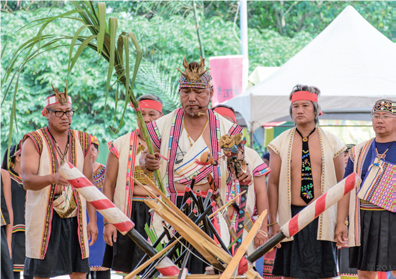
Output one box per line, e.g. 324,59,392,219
137,94,163,104
92,143,99,150
289,84,321,124
1,144,19,170
262,152,270,161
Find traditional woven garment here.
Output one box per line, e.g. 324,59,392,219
22,128,91,259
357,156,394,212
267,127,346,242
107,129,155,217
147,108,242,246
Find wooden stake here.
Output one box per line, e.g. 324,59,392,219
219,210,267,279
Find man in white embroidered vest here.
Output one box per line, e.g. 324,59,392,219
21,83,98,279
213,104,271,254
335,99,395,279
102,94,163,274
140,57,250,274
267,84,346,279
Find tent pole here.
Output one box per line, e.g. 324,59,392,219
250,122,254,147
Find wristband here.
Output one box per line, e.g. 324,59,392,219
268,222,278,227
104,222,111,227
145,163,154,172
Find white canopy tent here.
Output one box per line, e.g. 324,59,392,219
224,6,396,131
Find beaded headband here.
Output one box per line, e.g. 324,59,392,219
371,99,392,115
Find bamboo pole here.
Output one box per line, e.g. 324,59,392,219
192,0,205,58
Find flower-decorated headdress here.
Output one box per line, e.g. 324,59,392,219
177,56,212,90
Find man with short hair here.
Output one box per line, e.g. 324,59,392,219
213,104,271,253
102,94,164,274
335,99,395,279
21,84,98,279
140,57,250,273
267,84,345,279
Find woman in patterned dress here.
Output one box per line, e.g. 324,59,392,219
86,136,110,279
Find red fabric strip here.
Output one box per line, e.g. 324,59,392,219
291,91,318,103
138,100,163,114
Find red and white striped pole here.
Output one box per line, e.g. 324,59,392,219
58,162,179,276
247,173,361,263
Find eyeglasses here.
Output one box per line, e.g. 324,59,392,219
371,114,392,120
47,108,74,118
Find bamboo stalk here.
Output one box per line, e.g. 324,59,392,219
192,0,205,58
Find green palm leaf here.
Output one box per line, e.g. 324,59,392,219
2,1,166,194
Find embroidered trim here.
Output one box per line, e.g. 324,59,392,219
334,146,347,158
253,163,271,177
267,144,280,155
93,164,106,189
147,121,161,150
165,109,225,203
12,224,25,233
107,141,120,159
78,131,91,157
8,170,22,184
318,128,325,238
23,130,43,155
349,148,356,163
13,264,24,272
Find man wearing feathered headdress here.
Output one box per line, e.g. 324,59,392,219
21,82,98,279
335,99,395,278
140,56,252,274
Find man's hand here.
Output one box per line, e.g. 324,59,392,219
254,227,269,248
103,224,118,246
87,221,98,246
269,223,281,248
144,152,161,172
334,223,348,247
237,167,252,186
52,172,69,186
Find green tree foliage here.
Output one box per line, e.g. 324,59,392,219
104,1,392,39
1,5,312,149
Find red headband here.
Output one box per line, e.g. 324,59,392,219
132,100,163,114
291,91,318,104
213,107,236,124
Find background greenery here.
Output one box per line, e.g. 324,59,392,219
1,1,393,162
